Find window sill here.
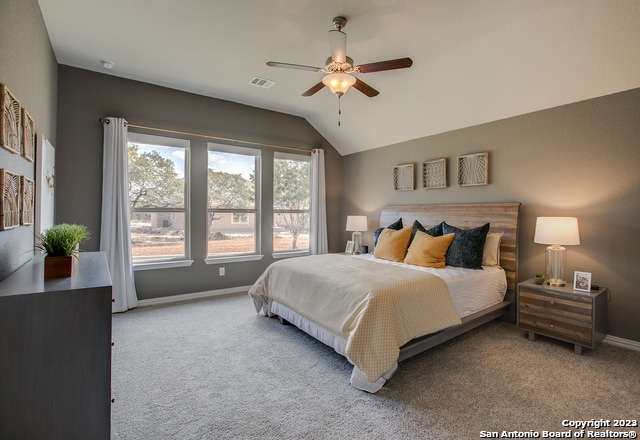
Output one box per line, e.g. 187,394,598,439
272,251,310,259
133,260,194,271
204,254,264,265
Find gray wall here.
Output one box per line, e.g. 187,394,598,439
0,0,58,280
56,66,343,300
342,88,640,342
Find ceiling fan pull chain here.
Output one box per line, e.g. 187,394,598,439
338,96,342,126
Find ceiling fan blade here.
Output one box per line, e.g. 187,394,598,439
328,29,347,63
356,57,413,73
302,81,326,97
266,61,323,72
352,78,379,97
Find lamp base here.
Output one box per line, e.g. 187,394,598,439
352,231,362,254
545,245,567,289
547,279,566,287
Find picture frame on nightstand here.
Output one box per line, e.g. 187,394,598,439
573,271,591,292
345,240,354,254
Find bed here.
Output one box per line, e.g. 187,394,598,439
249,203,520,392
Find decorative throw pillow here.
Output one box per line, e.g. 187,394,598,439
404,232,455,268
442,222,490,270
482,232,503,267
411,220,444,242
373,218,403,248
373,226,413,262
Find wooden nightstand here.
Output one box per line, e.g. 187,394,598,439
517,279,608,354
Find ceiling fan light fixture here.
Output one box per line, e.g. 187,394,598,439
322,73,356,97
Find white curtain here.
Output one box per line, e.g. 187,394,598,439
101,117,138,312
310,148,328,254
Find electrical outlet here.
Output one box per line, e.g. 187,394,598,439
219,267,225,276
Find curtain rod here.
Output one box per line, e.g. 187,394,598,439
99,118,315,154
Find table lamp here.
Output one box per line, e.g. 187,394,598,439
534,217,580,287
346,215,368,254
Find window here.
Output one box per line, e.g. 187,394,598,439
127,132,190,265
207,143,260,258
273,152,311,254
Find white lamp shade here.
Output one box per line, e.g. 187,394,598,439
534,217,580,245
346,215,368,232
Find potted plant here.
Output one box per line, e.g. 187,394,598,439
534,273,545,285
37,223,91,278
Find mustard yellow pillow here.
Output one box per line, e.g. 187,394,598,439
373,226,413,262
404,231,455,268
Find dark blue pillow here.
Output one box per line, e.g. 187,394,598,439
411,220,444,242
373,218,403,248
442,222,490,270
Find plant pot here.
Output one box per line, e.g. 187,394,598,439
44,255,75,278
534,274,545,285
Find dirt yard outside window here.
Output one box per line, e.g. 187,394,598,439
131,233,309,257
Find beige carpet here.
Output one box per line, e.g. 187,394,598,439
111,294,640,439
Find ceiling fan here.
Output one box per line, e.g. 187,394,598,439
266,16,413,99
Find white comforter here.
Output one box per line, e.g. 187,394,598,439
249,254,463,382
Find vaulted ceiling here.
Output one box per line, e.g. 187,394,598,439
38,0,640,155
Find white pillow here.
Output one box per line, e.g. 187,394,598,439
482,233,503,267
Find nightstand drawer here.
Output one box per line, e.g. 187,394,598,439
519,288,592,321
519,308,592,346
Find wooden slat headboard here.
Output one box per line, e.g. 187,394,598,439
379,203,521,291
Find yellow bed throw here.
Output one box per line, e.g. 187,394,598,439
249,254,462,382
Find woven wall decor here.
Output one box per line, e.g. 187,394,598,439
21,176,35,225
422,158,447,189
1,84,21,154
457,152,488,186
1,169,21,230
393,163,415,191
22,108,35,162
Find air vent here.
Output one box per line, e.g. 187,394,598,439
249,77,275,89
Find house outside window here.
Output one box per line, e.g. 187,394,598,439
273,152,310,254
127,132,190,265
207,143,260,259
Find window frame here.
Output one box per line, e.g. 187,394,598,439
205,143,262,263
127,132,192,270
272,151,311,258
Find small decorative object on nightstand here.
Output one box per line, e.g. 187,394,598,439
517,278,608,355
534,274,545,285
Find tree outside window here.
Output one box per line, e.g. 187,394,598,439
207,145,260,257
127,133,189,263
273,153,310,252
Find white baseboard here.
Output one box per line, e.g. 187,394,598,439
603,335,640,352
137,285,253,308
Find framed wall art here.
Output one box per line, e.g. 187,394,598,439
20,176,35,226
1,84,21,154
35,134,55,234
1,169,21,230
393,163,415,191
22,107,35,162
457,152,488,186
422,158,447,189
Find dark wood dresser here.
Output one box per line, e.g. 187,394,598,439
0,252,113,440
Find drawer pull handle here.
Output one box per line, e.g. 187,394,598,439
549,300,555,305
549,323,555,328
